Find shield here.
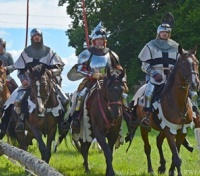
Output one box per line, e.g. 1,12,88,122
161,12,175,28
67,64,85,81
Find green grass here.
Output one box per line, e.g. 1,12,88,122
0,124,200,176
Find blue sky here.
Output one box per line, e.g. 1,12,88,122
0,0,82,93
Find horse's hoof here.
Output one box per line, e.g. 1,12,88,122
158,166,166,174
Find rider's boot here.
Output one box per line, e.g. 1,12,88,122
15,113,24,132
141,108,152,132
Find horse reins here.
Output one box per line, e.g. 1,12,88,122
96,79,123,128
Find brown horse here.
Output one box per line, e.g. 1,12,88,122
5,64,63,163
0,60,10,114
72,68,124,176
131,45,199,176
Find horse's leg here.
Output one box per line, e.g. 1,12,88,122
156,132,166,174
53,129,69,153
46,125,57,163
164,130,182,176
95,132,115,176
140,128,154,174
31,127,47,162
79,141,91,173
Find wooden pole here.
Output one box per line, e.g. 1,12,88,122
0,141,63,176
25,0,29,47
82,0,90,48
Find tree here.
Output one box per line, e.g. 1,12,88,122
58,0,200,91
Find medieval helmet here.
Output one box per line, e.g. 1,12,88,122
157,23,172,34
90,22,107,40
0,38,6,48
30,28,43,38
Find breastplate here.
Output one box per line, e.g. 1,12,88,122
89,53,110,74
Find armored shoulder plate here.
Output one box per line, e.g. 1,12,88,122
110,50,119,62
78,49,91,64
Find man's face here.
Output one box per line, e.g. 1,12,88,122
94,38,104,47
159,31,170,40
32,34,42,43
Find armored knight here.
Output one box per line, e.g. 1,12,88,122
14,28,68,132
62,22,129,133
0,38,18,92
139,21,199,132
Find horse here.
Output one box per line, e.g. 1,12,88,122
71,68,125,176
5,64,63,163
130,45,199,176
0,60,18,144
0,60,10,115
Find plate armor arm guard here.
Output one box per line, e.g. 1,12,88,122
141,62,154,76
54,84,69,105
75,87,88,111
189,90,199,108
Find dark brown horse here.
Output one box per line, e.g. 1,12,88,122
73,68,124,176
6,64,62,163
131,45,199,176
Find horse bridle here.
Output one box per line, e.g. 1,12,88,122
179,53,199,85
106,79,123,107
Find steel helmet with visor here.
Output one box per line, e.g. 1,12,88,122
30,28,43,38
157,23,172,34
90,22,107,40
0,38,6,48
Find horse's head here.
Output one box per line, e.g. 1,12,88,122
102,67,125,119
178,45,199,91
28,64,52,114
0,60,7,92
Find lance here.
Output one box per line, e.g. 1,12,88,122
25,0,29,47
82,0,90,48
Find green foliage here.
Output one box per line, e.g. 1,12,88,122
58,0,200,90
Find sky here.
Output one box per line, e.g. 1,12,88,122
0,0,82,93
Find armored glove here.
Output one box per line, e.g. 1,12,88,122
92,73,102,80
152,71,163,82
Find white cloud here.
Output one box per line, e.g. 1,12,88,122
0,0,72,29
0,0,80,93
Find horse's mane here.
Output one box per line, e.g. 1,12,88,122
162,57,179,95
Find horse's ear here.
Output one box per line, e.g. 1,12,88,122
119,68,125,80
178,44,183,55
41,64,46,74
28,65,33,73
191,45,198,55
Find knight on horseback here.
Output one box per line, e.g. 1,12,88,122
13,28,69,132
139,14,200,132
62,22,129,133
0,38,18,92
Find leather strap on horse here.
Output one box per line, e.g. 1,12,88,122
97,89,110,128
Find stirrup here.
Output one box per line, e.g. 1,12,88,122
61,121,70,132
15,122,24,132
140,118,151,132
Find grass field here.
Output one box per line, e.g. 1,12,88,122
0,122,200,176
